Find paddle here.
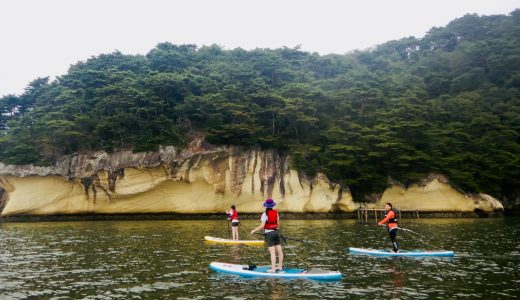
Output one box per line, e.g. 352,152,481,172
226,216,231,239
398,226,422,236
254,232,320,271
379,224,422,237
396,226,442,249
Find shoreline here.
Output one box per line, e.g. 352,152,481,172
0,210,507,222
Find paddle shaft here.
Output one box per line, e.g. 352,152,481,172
380,224,423,237
394,226,443,249
398,226,422,236
227,219,230,239
253,233,313,269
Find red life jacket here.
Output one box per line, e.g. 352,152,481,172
264,209,278,230
229,209,238,221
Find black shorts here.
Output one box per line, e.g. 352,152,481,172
265,230,281,247
231,221,239,227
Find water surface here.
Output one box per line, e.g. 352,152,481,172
0,218,519,299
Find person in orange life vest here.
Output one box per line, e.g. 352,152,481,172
378,202,399,253
251,199,283,273
226,205,239,240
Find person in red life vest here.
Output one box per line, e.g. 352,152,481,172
378,202,400,253
226,205,239,240
251,199,284,272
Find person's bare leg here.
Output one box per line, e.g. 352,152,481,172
267,246,276,272
232,227,239,240
275,245,283,270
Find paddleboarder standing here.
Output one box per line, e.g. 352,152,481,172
251,199,284,272
226,205,239,240
378,202,399,253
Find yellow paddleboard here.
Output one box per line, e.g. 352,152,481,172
204,236,264,245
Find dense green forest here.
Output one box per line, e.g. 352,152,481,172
1,10,519,201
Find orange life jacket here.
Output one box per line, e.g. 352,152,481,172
379,209,399,229
386,209,399,224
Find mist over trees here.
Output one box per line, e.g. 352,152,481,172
1,10,519,200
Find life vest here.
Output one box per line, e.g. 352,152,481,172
228,209,238,221
385,209,399,224
264,209,278,230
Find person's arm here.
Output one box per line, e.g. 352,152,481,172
378,211,394,225
251,220,266,234
251,214,267,234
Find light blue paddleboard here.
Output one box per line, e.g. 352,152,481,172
349,247,454,257
209,262,342,280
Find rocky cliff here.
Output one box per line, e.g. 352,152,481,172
375,174,504,213
0,142,356,217
0,143,503,217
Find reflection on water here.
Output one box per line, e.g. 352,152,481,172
0,218,519,299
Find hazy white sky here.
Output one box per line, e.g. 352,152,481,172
0,0,519,97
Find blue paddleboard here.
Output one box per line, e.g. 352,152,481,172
209,262,342,280
349,247,455,257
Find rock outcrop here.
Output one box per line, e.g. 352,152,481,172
0,143,504,217
375,174,503,213
0,142,356,217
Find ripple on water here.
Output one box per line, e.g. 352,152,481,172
0,218,519,299
113,281,193,294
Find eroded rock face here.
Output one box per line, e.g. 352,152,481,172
375,177,503,213
0,144,505,217
0,144,356,216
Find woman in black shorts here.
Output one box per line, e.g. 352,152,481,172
226,205,239,240
251,199,283,272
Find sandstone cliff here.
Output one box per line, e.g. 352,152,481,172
0,142,356,217
0,143,503,217
375,174,503,213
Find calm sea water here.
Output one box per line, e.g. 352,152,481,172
0,217,519,299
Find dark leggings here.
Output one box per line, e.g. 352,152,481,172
389,228,399,252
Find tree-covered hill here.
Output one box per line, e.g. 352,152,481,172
1,10,519,201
